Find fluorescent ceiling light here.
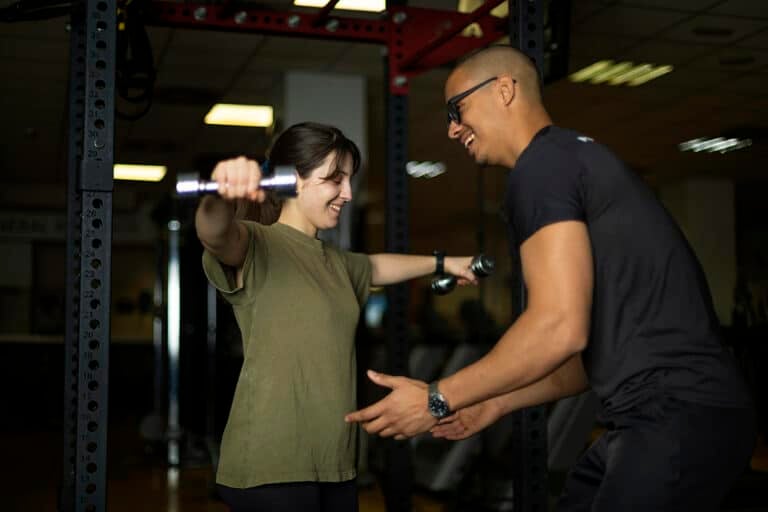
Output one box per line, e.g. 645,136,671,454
114,164,167,182
626,65,673,86
406,161,446,179
293,0,385,13
204,104,274,127
569,61,673,86
678,137,752,154
590,62,634,84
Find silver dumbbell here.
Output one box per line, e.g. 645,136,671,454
176,165,298,198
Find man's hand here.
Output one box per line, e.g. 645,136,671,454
430,399,503,441
345,370,437,440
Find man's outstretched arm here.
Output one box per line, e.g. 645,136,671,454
345,220,594,438
431,353,589,441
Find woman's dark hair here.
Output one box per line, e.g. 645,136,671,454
235,122,361,224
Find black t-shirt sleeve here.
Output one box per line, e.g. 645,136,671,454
506,144,586,246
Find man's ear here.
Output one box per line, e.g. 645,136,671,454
498,75,516,106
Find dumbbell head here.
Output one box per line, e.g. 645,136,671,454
470,254,495,277
431,274,457,295
175,165,298,198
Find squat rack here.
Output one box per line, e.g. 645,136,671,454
60,1,549,511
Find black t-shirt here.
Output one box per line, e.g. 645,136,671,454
504,125,752,415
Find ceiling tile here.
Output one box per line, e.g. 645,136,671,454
606,81,694,108
576,6,690,37
618,0,720,11
720,71,768,96
571,0,614,25
648,67,732,90
709,0,768,19
744,96,768,112
687,47,768,71
619,41,715,65
659,14,766,45
738,29,768,49
569,33,644,58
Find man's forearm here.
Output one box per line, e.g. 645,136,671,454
439,307,588,411
489,354,589,416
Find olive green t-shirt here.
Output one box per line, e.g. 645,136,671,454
202,221,372,488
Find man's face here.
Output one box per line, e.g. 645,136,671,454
445,71,499,165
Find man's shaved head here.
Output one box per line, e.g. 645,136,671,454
453,45,542,102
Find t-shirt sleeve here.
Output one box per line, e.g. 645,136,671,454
201,220,268,305
341,251,373,306
506,145,585,246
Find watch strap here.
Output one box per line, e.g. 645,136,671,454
433,250,445,275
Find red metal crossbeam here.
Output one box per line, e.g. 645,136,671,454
387,4,507,94
398,0,506,70
145,1,508,94
146,2,390,43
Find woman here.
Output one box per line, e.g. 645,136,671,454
195,122,476,512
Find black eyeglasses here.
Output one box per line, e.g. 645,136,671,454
446,76,498,126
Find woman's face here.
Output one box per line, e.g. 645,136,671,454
296,151,353,231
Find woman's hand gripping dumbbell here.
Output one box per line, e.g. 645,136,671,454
176,156,297,200
432,252,495,295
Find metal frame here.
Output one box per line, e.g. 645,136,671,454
508,2,548,511
62,1,547,510
61,0,117,510
383,34,412,511
61,3,86,509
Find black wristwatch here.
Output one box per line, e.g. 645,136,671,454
427,381,451,419
433,250,445,275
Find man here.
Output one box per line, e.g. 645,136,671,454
345,46,756,510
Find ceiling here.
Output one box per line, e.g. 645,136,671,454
0,0,766,245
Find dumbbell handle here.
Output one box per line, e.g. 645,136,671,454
176,165,298,198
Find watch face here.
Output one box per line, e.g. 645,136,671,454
429,394,450,418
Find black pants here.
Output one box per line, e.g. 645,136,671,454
557,394,756,512
217,479,358,512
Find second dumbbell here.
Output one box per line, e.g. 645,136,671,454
431,254,495,295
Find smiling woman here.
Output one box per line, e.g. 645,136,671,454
192,122,479,512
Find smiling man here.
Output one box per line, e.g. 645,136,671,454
345,46,756,511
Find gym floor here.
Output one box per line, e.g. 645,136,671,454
6,420,768,512
5,422,448,512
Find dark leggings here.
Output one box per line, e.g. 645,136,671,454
217,479,358,512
